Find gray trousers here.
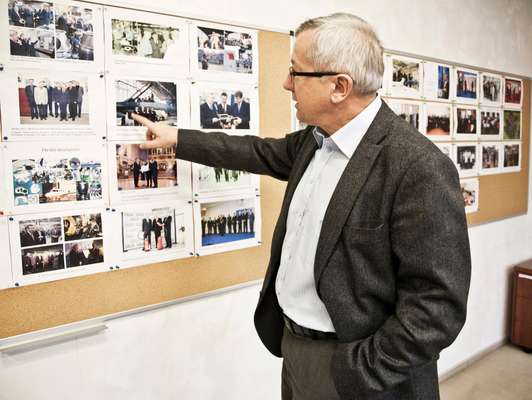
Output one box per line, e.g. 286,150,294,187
281,326,340,400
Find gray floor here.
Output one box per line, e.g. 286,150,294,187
440,344,532,400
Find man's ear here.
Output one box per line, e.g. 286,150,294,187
330,74,353,104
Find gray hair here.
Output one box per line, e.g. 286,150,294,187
296,13,384,95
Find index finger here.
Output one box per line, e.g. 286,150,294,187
131,113,155,129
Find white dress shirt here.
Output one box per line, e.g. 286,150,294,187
275,96,382,332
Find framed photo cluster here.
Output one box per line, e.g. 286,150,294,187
0,2,261,287
382,53,525,214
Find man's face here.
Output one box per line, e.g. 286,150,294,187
207,94,214,105
282,29,331,126
221,94,227,104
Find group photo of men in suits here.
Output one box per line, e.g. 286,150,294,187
19,77,89,124
199,90,251,130
65,239,104,268
504,79,522,104
200,200,255,246
21,244,64,275
115,144,178,190
19,218,63,248
456,108,478,134
480,110,501,136
121,210,185,254
8,0,53,29
456,70,478,99
482,75,501,103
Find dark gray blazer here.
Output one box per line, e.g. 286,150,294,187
176,102,471,400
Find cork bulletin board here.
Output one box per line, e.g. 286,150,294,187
0,28,292,339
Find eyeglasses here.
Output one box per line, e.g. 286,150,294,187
288,66,340,79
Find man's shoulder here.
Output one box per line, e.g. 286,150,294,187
379,112,453,173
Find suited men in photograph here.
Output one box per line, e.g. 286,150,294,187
25,79,38,120
132,13,470,400
230,90,250,129
133,158,141,188
66,82,77,121
58,83,69,121
20,225,38,247
34,80,49,120
74,81,84,118
200,93,220,129
149,159,158,188
163,215,172,248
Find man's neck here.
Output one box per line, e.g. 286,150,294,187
319,93,376,136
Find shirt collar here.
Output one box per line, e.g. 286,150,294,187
312,95,382,159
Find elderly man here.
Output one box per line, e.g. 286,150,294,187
133,13,470,400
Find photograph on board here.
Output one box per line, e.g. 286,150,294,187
63,212,102,241
121,207,184,253
480,109,501,138
198,89,250,130
196,25,254,74
115,143,178,191
454,106,478,138
115,79,177,127
387,100,420,131
21,244,64,275
390,55,422,97
503,143,520,170
54,3,95,60
481,73,502,105
454,144,478,177
503,110,521,140
425,103,451,138
19,217,62,247
11,154,102,206
8,0,54,30
200,197,256,247
422,62,450,100
460,178,479,214
8,0,97,61
17,211,105,275
9,25,55,58
480,143,500,173
18,74,89,124
504,78,522,106
196,165,253,195
455,69,478,101
111,18,179,60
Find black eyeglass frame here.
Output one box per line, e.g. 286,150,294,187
288,66,340,78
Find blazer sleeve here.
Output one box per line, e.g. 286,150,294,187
332,151,471,397
176,128,308,181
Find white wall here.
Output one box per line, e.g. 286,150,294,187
2,1,532,399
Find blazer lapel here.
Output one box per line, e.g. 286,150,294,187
314,103,396,286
